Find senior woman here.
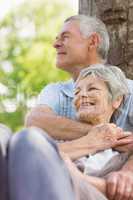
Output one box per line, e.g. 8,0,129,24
60,64,132,165
59,64,133,198
73,64,132,176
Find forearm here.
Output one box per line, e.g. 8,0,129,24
70,165,106,195
121,154,133,172
63,154,106,195
83,175,106,195
59,135,103,161
25,106,90,140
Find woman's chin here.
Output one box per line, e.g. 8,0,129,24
76,111,100,125
76,111,91,123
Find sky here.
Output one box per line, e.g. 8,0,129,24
0,0,78,20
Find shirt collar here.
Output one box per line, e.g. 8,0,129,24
60,79,75,98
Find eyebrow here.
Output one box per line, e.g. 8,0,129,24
56,31,70,40
62,31,70,35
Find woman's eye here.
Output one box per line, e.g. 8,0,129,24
90,102,95,105
74,90,80,95
88,87,98,91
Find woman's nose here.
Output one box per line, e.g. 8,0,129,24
79,90,88,97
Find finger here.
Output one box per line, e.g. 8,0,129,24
129,189,133,200
114,176,125,200
113,144,133,153
106,175,118,200
110,123,117,127
114,138,133,147
124,186,133,200
118,131,132,139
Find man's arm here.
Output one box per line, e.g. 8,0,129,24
122,153,133,171
25,105,90,140
106,154,133,200
105,135,133,200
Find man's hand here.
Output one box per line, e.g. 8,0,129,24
86,123,132,153
114,134,133,154
106,170,133,200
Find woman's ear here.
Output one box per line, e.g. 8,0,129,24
112,96,123,110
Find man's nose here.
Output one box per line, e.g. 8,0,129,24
53,38,62,49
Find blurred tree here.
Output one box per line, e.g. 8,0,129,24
0,0,75,131
79,0,133,79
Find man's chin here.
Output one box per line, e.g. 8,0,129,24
56,63,71,71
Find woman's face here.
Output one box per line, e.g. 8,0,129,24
74,75,115,125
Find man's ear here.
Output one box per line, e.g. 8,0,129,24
88,33,101,49
112,96,123,110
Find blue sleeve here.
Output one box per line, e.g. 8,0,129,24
128,94,133,126
127,79,133,93
36,83,60,114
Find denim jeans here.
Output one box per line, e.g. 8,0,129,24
0,124,11,200
8,127,76,200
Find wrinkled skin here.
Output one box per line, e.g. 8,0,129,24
74,75,119,125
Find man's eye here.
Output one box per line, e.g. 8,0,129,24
63,35,69,39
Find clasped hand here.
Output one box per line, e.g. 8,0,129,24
86,123,133,153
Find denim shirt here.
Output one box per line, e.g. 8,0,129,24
37,79,133,131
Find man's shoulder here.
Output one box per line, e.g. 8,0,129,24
127,78,133,93
44,79,74,98
45,79,73,88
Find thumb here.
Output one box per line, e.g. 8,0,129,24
117,128,132,139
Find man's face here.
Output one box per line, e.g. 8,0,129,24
53,20,90,71
74,76,114,125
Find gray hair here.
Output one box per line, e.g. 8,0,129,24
76,64,129,102
65,15,110,61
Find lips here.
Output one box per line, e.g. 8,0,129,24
80,102,95,106
57,52,66,55
78,103,95,110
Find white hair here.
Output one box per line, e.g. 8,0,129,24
76,64,129,102
65,15,110,62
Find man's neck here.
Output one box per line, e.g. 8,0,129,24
72,59,104,81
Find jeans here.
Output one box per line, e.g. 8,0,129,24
0,124,11,200
8,127,76,200
0,125,108,200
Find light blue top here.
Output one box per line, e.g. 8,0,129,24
37,79,133,131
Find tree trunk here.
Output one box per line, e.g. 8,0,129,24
79,0,133,79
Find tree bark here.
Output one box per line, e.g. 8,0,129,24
79,0,133,79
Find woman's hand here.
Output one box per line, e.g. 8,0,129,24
85,123,132,153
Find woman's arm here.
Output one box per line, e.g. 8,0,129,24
62,153,106,194
59,124,132,161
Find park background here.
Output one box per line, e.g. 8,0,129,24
1,0,133,131
0,0,78,131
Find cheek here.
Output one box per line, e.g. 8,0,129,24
73,97,80,110
72,43,88,56
96,100,110,114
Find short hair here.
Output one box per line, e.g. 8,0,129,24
65,15,110,61
76,64,129,102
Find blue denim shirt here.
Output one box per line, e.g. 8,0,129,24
37,79,133,131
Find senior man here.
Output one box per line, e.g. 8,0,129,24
26,15,133,200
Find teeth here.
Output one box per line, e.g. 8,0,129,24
80,103,94,106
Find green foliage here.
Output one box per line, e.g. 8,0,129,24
0,0,75,131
